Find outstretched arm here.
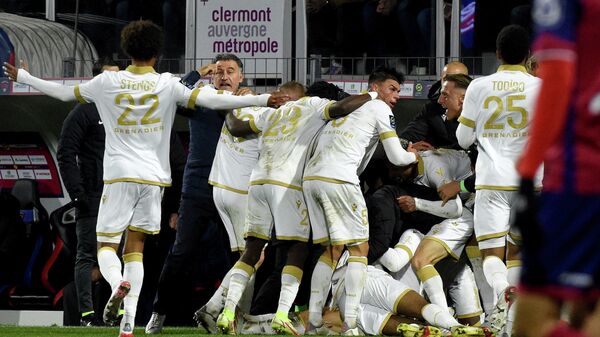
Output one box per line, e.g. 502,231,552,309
193,88,289,110
327,92,377,118
381,137,418,166
3,61,77,102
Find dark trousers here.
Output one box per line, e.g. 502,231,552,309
74,215,97,313
153,195,231,316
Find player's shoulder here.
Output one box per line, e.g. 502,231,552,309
362,99,391,114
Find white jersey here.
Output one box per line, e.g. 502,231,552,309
76,65,199,186
249,96,334,190
209,106,271,193
304,99,398,184
458,65,542,189
414,149,472,189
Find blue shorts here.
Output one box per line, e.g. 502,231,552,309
521,192,600,299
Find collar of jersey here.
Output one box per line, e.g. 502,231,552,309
497,64,528,74
126,65,157,75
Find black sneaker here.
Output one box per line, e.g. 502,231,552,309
81,312,103,326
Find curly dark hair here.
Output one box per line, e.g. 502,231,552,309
120,20,164,61
305,81,349,100
496,24,530,65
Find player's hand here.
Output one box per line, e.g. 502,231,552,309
438,181,460,206
406,143,418,155
510,178,538,237
169,213,178,230
411,141,434,151
3,60,29,81
236,87,254,96
198,63,216,77
267,91,291,108
397,195,416,213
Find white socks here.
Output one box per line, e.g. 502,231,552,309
98,246,123,290
224,261,254,313
308,256,335,327
417,265,449,312
507,260,522,286
344,256,367,329
466,246,495,315
482,256,510,305
206,268,233,316
421,303,461,330
123,252,144,325
276,266,303,318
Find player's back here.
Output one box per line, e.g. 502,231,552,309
535,0,600,193
460,67,541,189
77,66,192,186
414,149,472,189
250,96,332,189
304,99,395,185
210,106,269,193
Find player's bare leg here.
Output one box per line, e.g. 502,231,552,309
411,239,450,312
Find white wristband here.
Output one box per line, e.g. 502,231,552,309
368,91,378,100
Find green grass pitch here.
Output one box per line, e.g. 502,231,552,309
0,326,245,337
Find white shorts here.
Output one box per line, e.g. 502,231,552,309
245,184,310,242
358,304,390,336
448,265,483,320
97,182,163,243
395,229,423,257
474,190,517,249
303,180,369,246
361,266,412,313
214,187,248,251
424,208,474,260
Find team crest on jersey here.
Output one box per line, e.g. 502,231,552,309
389,115,396,129
533,0,562,28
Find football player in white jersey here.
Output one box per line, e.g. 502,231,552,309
330,252,492,337
194,81,306,332
303,68,418,333
214,81,376,335
3,20,288,337
456,24,542,333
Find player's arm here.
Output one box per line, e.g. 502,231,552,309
225,111,259,137
398,194,463,219
326,91,377,118
191,87,289,110
517,62,575,178
517,0,578,179
3,61,78,102
381,137,418,166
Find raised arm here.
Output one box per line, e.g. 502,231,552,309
192,88,289,110
3,62,77,102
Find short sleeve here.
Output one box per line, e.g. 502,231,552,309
375,104,398,140
457,83,478,129
532,0,580,59
76,73,105,103
302,97,334,121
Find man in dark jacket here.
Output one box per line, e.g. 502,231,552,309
400,61,468,151
57,61,119,326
